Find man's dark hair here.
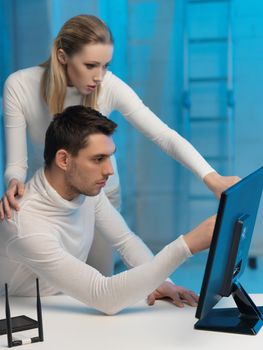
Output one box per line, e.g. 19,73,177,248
44,105,117,167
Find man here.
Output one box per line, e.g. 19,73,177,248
0,105,214,315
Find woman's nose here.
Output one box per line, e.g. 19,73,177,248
93,67,104,83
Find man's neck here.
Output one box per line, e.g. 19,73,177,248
44,167,77,201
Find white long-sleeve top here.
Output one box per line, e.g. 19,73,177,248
0,168,191,315
3,66,214,191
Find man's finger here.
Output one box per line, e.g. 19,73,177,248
147,293,156,306
189,290,199,303
180,292,198,307
172,292,184,308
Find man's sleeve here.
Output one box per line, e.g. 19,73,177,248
93,190,154,267
7,225,191,315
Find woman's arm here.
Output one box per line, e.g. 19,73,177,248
1,73,28,217
3,73,28,185
104,73,239,194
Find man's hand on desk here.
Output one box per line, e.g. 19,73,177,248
147,281,198,308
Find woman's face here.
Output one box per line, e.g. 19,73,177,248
59,43,113,95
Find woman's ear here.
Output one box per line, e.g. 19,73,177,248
55,149,71,171
57,49,67,65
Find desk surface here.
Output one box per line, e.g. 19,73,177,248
0,294,263,350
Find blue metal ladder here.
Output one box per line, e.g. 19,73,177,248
177,0,235,232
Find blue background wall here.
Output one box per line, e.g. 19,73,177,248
0,0,262,253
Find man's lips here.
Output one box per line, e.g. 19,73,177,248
96,179,108,186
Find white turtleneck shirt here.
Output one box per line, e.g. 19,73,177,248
0,168,192,315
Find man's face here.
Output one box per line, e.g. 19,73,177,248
65,133,115,197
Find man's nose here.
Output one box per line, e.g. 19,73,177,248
103,158,114,176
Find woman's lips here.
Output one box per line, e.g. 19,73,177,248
86,85,96,91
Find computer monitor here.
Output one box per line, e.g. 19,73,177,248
195,166,263,335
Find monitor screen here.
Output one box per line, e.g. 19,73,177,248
195,166,263,335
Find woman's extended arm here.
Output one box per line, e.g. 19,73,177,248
104,72,239,195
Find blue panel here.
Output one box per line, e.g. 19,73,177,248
129,2,158,40
14,0,50,68
0,0,14,95
98,1,129,160
0,98,5,196
50,0,99,38
0,0,12,195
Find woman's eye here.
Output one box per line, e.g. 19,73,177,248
85,64,95,69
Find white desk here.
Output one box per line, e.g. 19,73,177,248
0,294,263,350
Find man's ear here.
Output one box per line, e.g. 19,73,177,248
55,149,71,171
57,49,68,65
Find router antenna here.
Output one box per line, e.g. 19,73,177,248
5,284,13,348
36,279,44,341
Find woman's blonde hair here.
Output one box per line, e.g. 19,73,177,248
41,14,113,115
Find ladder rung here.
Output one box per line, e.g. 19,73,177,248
189,0,230,4
188,195,215,201
189,77,227,83
189,37,228,44
128,39,154,45
189,116,228,122
205,156,233,162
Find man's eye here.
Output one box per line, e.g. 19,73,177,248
94,157,104,163
103,63,110,70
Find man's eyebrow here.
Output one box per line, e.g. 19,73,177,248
92,147,116,157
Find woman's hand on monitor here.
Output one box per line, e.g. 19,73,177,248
203,171,240,199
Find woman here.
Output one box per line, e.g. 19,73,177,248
1,15,238,274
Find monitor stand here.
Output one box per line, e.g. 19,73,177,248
194,281,263,335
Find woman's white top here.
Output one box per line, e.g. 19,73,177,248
3,66,214,192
